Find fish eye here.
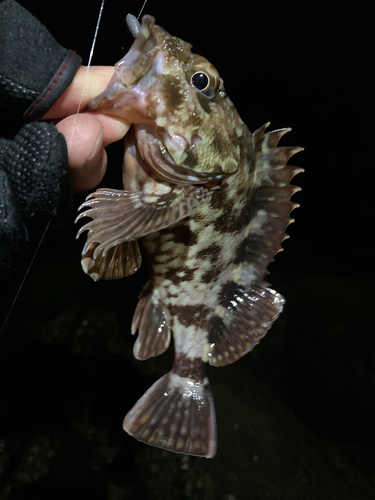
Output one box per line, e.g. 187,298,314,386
191,72,210,92
188,63,219,99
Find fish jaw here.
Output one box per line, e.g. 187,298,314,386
87,16,171,124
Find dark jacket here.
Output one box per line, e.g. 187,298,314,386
0,0,82,278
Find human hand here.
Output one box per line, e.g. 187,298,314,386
44,66,130,193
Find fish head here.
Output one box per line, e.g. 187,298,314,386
88,15,246,185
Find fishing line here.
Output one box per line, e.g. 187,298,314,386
0,220,51,336
137,0,148,19
73,0,106,122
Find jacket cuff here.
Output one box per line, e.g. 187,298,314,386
24,50,82,121
0,0,82,120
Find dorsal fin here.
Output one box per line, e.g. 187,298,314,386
248,123,304,277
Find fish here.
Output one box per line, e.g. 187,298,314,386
76,14,303,458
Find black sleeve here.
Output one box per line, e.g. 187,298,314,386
0,0,83,279
0,0,82,122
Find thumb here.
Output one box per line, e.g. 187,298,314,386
56,113,107,192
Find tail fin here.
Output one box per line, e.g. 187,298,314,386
123,372,217,458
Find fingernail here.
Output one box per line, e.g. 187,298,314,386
84,129,104,170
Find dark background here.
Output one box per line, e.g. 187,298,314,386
0,0,374,498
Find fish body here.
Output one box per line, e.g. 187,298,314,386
76,15,303,458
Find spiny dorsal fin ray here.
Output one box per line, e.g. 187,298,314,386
253,124,293,152
259,146,304,166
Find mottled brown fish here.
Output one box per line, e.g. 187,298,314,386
76,15,303,458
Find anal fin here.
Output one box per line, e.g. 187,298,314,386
208,273,285,367
131,281,171,360
123,372,217,458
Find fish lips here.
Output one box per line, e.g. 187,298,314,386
87,84,151,123
87,15,159,118
118,15,158,84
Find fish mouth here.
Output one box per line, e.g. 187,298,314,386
87,15,159,119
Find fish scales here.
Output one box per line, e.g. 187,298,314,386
76,15,303,458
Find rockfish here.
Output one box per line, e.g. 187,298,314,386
76,15,303,458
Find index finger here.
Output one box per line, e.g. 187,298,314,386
44,66,115,119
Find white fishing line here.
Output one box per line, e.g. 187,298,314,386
73,0,106,122
137,0,148,20
0,220,51,336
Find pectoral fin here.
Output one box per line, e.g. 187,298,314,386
76,185,211,260
81,240,141,281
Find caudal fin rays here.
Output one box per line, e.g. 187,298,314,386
123,372,217,458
